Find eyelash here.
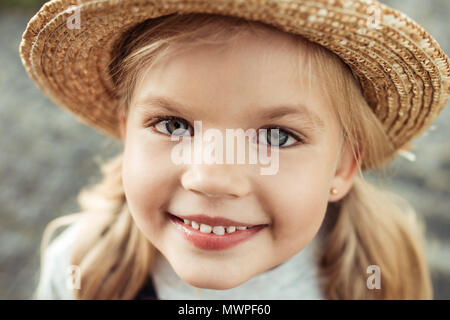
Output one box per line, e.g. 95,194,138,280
145,115,306,147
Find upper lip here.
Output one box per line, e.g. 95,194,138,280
169,212,265,227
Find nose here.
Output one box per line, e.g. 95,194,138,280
181,163,251,199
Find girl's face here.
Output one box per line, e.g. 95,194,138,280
120,29,358,289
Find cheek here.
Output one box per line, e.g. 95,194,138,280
262,150,334,245
121,131,175,232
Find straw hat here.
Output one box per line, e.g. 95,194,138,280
20,0,450,158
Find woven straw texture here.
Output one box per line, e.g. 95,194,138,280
19,0,450,154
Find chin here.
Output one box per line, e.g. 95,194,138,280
178,271,248,290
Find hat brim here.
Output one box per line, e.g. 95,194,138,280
20,0,450,152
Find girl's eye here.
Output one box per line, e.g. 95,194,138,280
257,127,303,148
152,116,193,136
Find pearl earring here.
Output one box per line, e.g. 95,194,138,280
330,187,338,195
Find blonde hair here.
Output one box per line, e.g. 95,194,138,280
35,13,432,299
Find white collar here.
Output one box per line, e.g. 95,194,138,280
151,232,326,300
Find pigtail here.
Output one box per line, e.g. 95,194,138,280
319,176,433,299
70,153,156,299
34,153,156,299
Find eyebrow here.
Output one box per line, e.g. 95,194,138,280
258,105,325,129
134,95,325,130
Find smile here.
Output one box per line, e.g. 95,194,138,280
167,212,268,250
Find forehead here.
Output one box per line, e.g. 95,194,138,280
131,29,335,127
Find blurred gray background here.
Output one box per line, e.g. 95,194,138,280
0,0,449,299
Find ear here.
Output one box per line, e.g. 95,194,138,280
329,142,359,202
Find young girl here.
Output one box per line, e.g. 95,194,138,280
20,0,449,300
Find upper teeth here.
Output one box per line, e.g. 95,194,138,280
183,219,249,235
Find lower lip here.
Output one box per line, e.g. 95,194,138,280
168,213,267,251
